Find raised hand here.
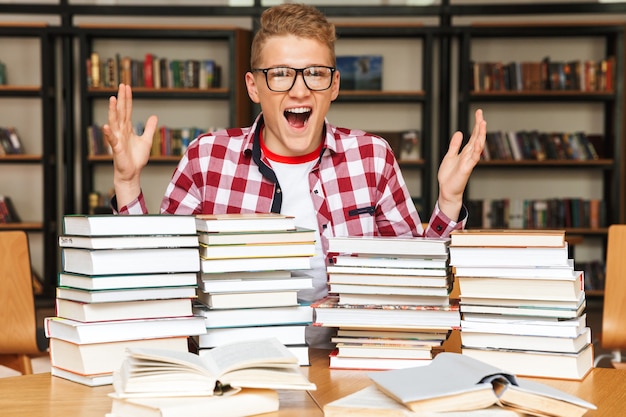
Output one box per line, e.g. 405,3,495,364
102,83,158,208
436,109,487,221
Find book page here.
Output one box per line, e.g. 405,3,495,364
204,338,299,377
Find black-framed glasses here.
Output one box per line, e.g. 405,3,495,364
252,66,336,92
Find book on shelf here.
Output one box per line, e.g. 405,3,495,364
61,247,200,275
329,283,450,297
56,285,197,304
337,293,451,307
0,127,25,154
328,350,433,371
55,297,194,323
330,254,448,269
0,195,21,223
460,313,587,338
312,296,460,330
58,234,199,250
49,336,190,377
44,316,206,344
196,289,299,309
193,324,307,348
324,385,524,417
328,272,450,288
460,326,592,354
198,274,313,293
113,338,315,398
199,241,315,259
51,366,113,387
399,129,421,161
449,229,566,247
58,271,199,291
194,213,296,233
456,272,584,302
461,343,594,380
198,226,316,246
193,302,313,328
62,214,197,236
200,255,311,274
109,388,279,417
368,352,595,416
328,236,450,257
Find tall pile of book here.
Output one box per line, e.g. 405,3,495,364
191,213,317,365
45,214,206,386
312,235,460,370
449,229,593,380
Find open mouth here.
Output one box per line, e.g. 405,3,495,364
284,107,311,128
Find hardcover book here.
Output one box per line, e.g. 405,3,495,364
62,214,197,236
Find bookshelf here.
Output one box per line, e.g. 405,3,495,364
457,23,624,295
330,23,435,219
0,23,57,301
76,25,252,213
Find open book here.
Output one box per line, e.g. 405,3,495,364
113,338,316,398
368,352,596,417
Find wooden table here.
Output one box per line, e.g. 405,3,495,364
1,349,626,416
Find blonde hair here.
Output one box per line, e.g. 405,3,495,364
250,3,336,69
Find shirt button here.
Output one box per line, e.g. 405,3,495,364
276,188,281,194
436,225,443,232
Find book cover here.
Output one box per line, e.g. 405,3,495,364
198,226,316,246
58,234,199,250
368,351,595,414
200,255,311,274
55,285,197,304
62,214,197,236
328,236,450,257
312,296,460,330
58,271,199,291
449,229,566,247
199,241,315,260
55,297,194,322
194,302,314,329
194,213,296,233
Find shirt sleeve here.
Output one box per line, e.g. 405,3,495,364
111,192,149,215
424,201,468,237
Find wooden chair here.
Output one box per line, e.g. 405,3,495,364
0,230,45,374
595,224,626,369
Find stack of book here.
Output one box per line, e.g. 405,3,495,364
191,213,317,365
449,229,593,380
313,235,461,370
45,214,206,386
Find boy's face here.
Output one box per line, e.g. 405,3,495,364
245,34,340,157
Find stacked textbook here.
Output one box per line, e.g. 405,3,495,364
324,352,596,417
107,338,315,417
46,214,206,386
313,235,460,370
191,213,316,365
449,229,593,380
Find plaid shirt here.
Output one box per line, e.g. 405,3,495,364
120,114,465,255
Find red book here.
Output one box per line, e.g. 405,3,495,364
144,53,154,88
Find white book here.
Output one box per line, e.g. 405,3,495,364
201,255,311,273
328,236,450,257
197,289,299,309
199,275,313,293
193,303,313,328
62,247,200,275
56,285,197,303
63,214,197,236
194,324,307,348
58,234,199,249
51,366,113,387
44,316,206,344
58,271,199,291
327,264,450,277
55,297,193,322
460,313,587,338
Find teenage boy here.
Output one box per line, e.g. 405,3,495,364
103,3,486,346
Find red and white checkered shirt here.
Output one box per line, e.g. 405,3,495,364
119,114,465,255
